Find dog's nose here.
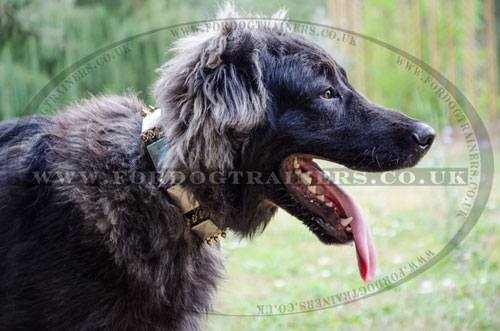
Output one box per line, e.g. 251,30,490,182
411,122,436,149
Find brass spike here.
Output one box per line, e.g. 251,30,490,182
148,105,156,112
221,231,226,239
147,130,156,139
213,235,219,243
141,109,148,117
155,126,162,133
141,134,149,143
206,238,212,246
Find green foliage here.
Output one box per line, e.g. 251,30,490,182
0,0,324,120
1,0,496,125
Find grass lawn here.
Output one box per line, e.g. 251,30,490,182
207,127,500,330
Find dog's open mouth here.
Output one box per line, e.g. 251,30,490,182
280,155,376,283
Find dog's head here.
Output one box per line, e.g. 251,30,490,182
153,5,435,282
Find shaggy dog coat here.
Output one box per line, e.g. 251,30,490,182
0,5,435,331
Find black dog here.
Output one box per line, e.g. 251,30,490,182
0,7,435,331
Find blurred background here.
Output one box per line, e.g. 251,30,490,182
1,0,499,329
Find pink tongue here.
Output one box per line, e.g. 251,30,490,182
297,159,377,282
322,181,377,283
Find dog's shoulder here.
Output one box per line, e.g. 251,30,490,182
53,94,145,137
48,94,146,168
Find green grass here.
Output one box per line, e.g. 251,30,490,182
207,131,500,330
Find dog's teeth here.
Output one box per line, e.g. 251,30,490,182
299,172,312,185
325,202,333,207
346,226,352,232
307,185,316,194
317,195,324,202
294,169,302,176
294,157,300,169
341,217,353,227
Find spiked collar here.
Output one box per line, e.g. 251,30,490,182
140,106,226,245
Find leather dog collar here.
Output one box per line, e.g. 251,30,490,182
140,106,226,245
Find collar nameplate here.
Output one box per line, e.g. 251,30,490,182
146,139,167,170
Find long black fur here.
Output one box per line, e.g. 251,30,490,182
0,7,434,331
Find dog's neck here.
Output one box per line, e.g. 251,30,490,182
140,106,226,246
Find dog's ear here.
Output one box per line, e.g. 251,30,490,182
153,4,269,173
203,2,241,69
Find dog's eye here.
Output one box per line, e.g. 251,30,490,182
320,88,339,100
